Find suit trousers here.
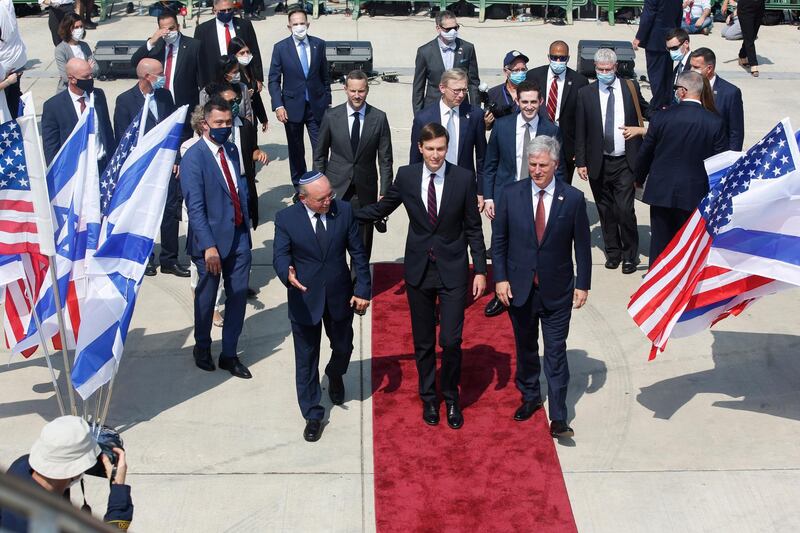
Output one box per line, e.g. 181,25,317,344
588,155,639,263
649,205,692,266
48,4,74,47
507,282,572,422
343,185,374,262
645,49,673,110
192,225,252,358
405,261,467,404
562,158,576,186
285,102,321,189
149,174,182,267
290,306,355,420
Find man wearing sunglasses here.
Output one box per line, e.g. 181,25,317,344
632,0,683,110
412,10,480,113
666,28,693,91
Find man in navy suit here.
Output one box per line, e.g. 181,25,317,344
273,172,371,443
666,28,693,91
633,0,682,110
41,58,114,173
410,68,486,208
268,6,332,192
180,97,253,379
690,47,745,151
482,80,563,318
635,71,727,265
492,135,591,439
114,58,188,279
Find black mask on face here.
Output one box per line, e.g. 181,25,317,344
75,78,94,94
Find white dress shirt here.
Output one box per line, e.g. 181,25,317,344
215,18,236,56
69,44,85,60
229,116,245,177
709,74,717,89
346,103,365,137
421,162,445,213
545,68,565,124
304,203,327,230
439,99,459,159
204,136,238,193
516,114,539,180
0,0,27,71
598,77,626,156
294,35,311,72
532,177,556,226
146,35,180,99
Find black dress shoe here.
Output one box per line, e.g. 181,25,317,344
303,419,322,442
422,401,439,425
604,259,621,269
513,400,543,421
374,217,388,233
144,264,157,276
446,402,463,429
161,264,191,277
550,420,574,438
484,295,507,317
218,356,252,379
328,374,345,405
193,346,215,372
621,261,638,275
83,19,98,29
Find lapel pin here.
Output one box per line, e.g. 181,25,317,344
558,195,564,201
567,81,572,86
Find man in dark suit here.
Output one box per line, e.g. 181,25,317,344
194,0,263,88
412,10,480,113
666,28,692,91
409,68,486,207
313,70,393,261
268,6,331,192
526,41,589,184
180,97,253,379
636,71,727,264
273,172,371,443
483,50,529,130
483,80,563,318
131,12,202,139
575,48,650,275
633,0,682,110
41,58,115,173
492,135,591,439
114,58,188,279
690,47,745,151
357,123,487,430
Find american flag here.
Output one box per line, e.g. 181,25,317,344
100,109,142,214
629,120,800,359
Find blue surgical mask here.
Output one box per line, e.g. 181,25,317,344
509,71,526,85
151,75,166,90
596,72,616,85
550,61,567,75
209,126,232,144
670,49,685,62
216,11,233,24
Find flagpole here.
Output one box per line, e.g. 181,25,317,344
47,259,78,416
98,362,119,427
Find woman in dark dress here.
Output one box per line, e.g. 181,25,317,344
736,0,765,77
228,37,269,132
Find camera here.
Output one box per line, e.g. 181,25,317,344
486,101,514,120
85,425,124,478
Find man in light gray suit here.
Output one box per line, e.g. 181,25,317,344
313,70,393,260
411,10,480,113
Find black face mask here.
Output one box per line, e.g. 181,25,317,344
75,78,94,94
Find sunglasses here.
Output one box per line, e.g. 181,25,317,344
673,85,687,91
549,55,569,62
667,43,685,51
217,7,234,12
440,24,460,31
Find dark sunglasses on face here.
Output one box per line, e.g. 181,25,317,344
440,24,460,31
549,55,569,62
217,7,234,12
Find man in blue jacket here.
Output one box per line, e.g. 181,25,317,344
689,47,745,151
274,172,371,442
633,0,682,110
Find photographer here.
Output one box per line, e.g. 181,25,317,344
0,416,133,531
483,50,528,130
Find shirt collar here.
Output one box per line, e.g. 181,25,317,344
439,99,457,115
440,40,456,52
303,203,323,220
216,17,232,28
517,113,539,129
346,102,365,118
425,162,446,180
548,68,565,82
69,89,91,103
683,98,702,105
709,74,717,88
293,36,308,47
203,135,224,154
599,77,621,93
532,177,556,196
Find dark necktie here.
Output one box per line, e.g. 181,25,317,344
165,44,174,91
547,76,558,122
534,189,546,285
314,212,328,253
350,111,360,156
519,122,531,180
78,96,86,114
427,173,437,227
604,86,616,154
218,147,243,226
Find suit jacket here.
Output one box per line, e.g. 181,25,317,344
575,79,650,180
636,101,727,211
483,113,565,201
526,65,589,162
409,101,487,195
54,41,99,93
712,75,745,151
273,200,371,326
131,35,202,123
635,0,683,51
312,103,394,202
412,37,480,113
492,178,591,309
113,85,176,144
194,17,263,87
671,58,692,88
267,35,331,124
356,163,487,289
41,88,115,169
180,139,252,259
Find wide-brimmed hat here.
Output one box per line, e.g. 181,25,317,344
29,416,100,480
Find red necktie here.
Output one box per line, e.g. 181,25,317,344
218,147,243,226
534,190,546,285
78,96,86,114
546,76,559,122
224,23,231,48
164,44,174,91
427,173,437,227
684,2,693,24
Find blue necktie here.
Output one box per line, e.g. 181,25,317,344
298,40,309,78
446,108,457,164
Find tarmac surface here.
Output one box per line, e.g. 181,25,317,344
2,4,800,532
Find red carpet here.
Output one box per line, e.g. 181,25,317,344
371,263,577,533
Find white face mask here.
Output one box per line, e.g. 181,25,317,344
71,28,85,41
292,24,307,40
230,72,241,84
164,30,180,44
439,29,458,43
237,54,253,66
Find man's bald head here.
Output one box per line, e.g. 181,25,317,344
136,58,163,80
65,58,92,80
299,175,334,215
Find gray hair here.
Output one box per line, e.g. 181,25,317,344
527,135,561,163
440,68,467,86
594,48,617,65
677,71,704,96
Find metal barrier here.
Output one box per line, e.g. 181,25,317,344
466,0,589,22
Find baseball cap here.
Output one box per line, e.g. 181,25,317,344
503,50,530,67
